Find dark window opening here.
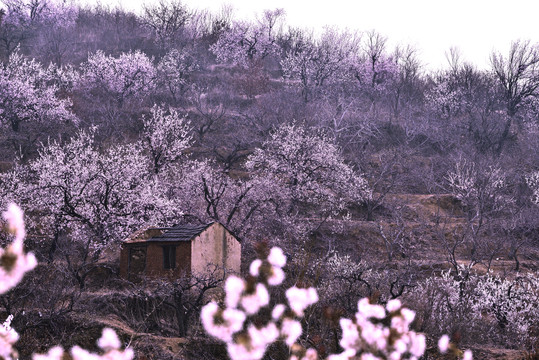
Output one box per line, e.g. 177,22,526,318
163,246,176,270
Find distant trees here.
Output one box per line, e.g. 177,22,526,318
446,157,509,223
142,0,192,52
0,50,75,131
32,0,77,65
210,8,285,68
156,48,198,103
490,40,539,153
0,0,40,57
351,31,399,115
426,56,511,154
281,27,359,101
490,40,539,117
388,45,423,121
0,0,78,63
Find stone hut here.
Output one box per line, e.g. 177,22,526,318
120,222,241,282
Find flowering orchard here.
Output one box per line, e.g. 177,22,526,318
200,246,473,360
0,203,475,360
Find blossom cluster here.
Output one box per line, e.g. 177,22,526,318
1,204,37,294
156,48,198,100
328,298,425,360
438,334,473,360
526,171,539,205
471,272,539,342
246,123,371,215
202,246,474,360
0,204,132,360
201,247,319,360
32,328,133,360
142,104,192,173
0,315,18,360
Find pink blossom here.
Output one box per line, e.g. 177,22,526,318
409,333,426,357
225,276,245,308
32,346,64,360
357,298,385,320
227,342,266,360
248,323,279,350
281,318,302,346
272,304,286,320
386,299,402,313
241,283,270,315
267,247,286,268
97,328,121,351
0,204,37,295
438,334,450,353
286,286,318,316
249,259,262,277
201,302,246,342
327,349,356,360
338,318,359,350
267,267,285,286
360,353,381,360
2,203,25,241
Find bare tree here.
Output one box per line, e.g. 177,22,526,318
142,0,192,52
490,40,539,153
189,85,227,141
151,266,225,337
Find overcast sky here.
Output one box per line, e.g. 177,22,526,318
111,0,539,71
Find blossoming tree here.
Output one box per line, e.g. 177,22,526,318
78,50,156,107
246,123,371,228
0,50,77,157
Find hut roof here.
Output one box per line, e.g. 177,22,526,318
124,222,214,244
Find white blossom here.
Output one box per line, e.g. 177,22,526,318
386,299,402,313
0,315,19,360
0,204,37,294
267,266,285,286
272,304,286,320
357,298,386,320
